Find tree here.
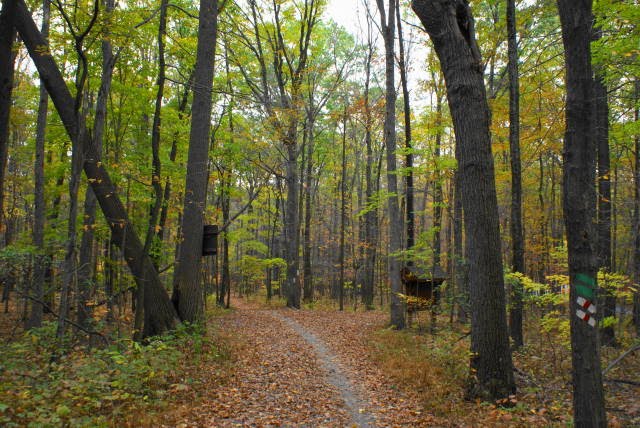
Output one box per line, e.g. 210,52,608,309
13,0,178,337
27,0,50,330
556,0,606,425
593,24,615,347
412,0,515,400
0,0,16,249
172,0,220,323
507,0,524,348
376,0,405,329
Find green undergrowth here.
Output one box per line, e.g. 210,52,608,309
0,321,229,427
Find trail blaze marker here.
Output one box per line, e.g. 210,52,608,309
576,309,596,327
575,273,595,299
574,274,597,327
576,296,595,314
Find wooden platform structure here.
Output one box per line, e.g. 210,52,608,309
401,265,447,315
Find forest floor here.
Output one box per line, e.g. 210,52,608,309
160,297,439,427
2,293,638,426
156,296,640,427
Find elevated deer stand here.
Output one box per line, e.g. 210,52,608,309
401,265,447,329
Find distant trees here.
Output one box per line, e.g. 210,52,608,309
0,0,638,374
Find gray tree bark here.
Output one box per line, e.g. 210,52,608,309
412,0,515,399
557,0,606,425
377,0,405,329
0,0,16,249
507,0,524,348
28,0,48,329
593,26,615,347
172,0,218,323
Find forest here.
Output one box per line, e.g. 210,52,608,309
0,0,639,426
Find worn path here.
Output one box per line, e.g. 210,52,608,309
162,299,437,427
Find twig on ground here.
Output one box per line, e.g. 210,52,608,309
603,343,640,375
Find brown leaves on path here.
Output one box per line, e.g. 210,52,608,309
161,298,441,427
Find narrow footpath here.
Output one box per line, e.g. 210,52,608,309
162,299,438,427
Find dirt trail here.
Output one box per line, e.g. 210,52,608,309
162,299,436,427
273,312,374,427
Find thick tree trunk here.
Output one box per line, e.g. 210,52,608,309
14,0,178,337
507,0,524,349
412,0,515,400
557,0,606,425
172,0,218,323
377,0,404,329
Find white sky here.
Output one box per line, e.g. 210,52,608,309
326,0,366,34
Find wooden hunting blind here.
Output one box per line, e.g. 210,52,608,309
202,225,219,256
401,265,447,312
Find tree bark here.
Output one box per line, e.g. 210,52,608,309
412,0,515,400
633,79,640,337
172,0,218,323
0,0,16,249
557,0,607,425
377,0,405,329
594,34,614,346
339,106,348,311
27,0,48,329
362,15,377,310
507,0,524,348
396,0,414,255
77,0,116,330
14,0,178,338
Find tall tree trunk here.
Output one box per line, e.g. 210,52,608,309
0,0,16,249
377,0,404,329
412,0,515,400
172,0,218,323
433,92,444,268
77,0,116,330
507,0,524,348
396,0,414,255
218,174,230,307
285,137,301,308
593,27,615,347
14,0,178,337
633,79,640,337
144,0,169,266
303,118,314,303
339,107,348,311
362,16,377,310
27,0,48,329
58,49,92,339
557,0,606,425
